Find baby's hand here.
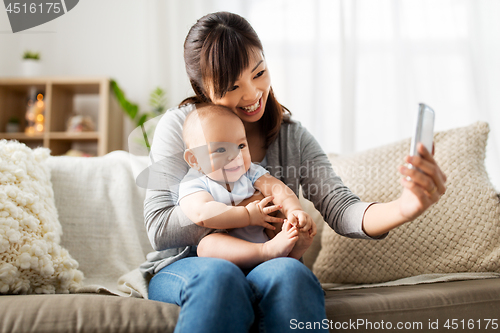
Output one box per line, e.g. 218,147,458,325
246,196,284,230
287,210,317,236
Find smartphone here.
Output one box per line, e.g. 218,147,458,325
410,103,435,157
407,104,435,176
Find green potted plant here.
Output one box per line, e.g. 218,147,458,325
22,51,42,77
6,117,21,133
110,79,167,152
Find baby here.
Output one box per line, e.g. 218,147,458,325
178,104,315,269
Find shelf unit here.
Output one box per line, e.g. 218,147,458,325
0,77,123,156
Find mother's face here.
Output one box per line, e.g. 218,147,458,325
209,51,271,124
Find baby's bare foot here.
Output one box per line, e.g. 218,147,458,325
262,222,298,260
288,229,314,260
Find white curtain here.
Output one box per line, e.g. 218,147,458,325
145,0,500,191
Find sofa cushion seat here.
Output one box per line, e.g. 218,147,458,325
0,294,179,333
325,278,500,328
2,278,499,333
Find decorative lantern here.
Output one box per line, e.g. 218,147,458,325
25,89,45,134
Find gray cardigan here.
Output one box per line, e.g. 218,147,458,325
139,104,383,277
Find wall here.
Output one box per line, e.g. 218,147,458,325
0,0,194,149
1,0,499,190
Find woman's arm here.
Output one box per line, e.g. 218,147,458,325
144,190,214,250
269,122,377,239
277,122,446,239
362,143,447,237
254,173,315,233
254,174,302,215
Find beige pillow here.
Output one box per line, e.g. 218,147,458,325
0,140,83,294
313,122,500,284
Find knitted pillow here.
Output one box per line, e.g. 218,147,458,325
0,140,83,294
313,122,500,284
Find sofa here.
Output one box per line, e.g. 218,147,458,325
1,121,499,333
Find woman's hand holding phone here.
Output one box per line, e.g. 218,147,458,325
397,104,447,222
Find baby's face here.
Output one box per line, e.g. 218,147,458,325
191,115,251,183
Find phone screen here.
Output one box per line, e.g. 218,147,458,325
410,103,435,157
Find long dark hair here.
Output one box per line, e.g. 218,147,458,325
180,11,291,148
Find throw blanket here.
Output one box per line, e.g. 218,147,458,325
46,151,151,298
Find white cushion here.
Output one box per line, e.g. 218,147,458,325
0,140,83,294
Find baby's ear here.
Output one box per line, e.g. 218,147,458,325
184,149,199,169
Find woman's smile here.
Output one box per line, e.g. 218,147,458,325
239,98,262,114
236,95,267,122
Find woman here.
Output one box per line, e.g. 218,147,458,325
141,11,447,333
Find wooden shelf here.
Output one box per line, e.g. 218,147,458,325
0,77,123,156
49,132,99,140
0,132,45,140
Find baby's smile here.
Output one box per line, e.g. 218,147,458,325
224,165,242,172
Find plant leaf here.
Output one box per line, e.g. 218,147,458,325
110,79,139,121
137,113,149,127
148,87,167,115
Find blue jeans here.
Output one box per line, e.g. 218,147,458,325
148,254,328,333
